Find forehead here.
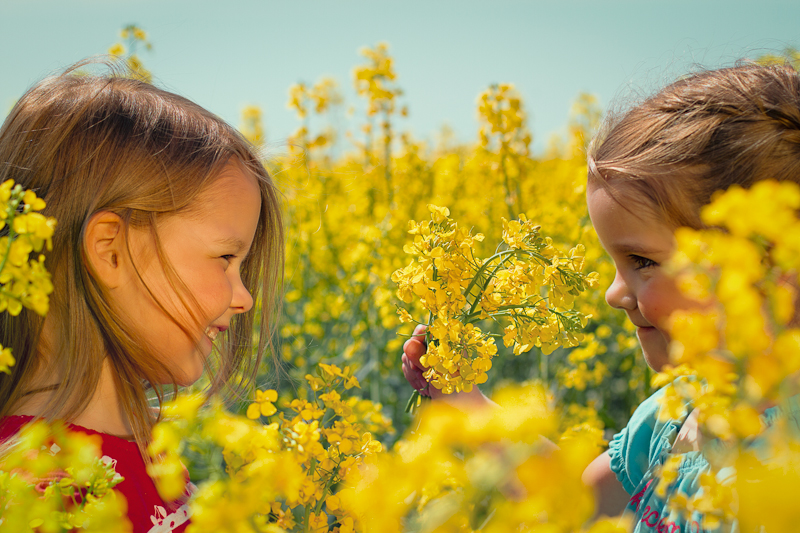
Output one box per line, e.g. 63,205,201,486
197,162,260,205
587,181,675,249
175,162,262,226
587,179,663,223
161,161,262,248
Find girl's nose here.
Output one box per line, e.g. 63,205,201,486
231,275,254,314
605,270,636,311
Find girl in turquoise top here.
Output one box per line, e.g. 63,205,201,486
581,62,800,532
402,62,800,531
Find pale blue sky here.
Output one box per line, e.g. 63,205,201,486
1,0,798,154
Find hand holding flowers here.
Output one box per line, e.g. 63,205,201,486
393,205,598,407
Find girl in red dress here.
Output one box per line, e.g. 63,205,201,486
0,63,284,532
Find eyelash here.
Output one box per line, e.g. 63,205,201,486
220,254,237,263
630,255,657,270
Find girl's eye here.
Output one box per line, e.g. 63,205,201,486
220,254,237,264
630,255,657,270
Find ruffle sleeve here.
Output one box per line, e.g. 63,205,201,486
608,384,687,495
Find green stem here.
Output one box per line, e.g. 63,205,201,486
465,253,518,317
405,390,419,413
500,149,516,220
303,457,318,531
314,465,339,516
463,300,546,323
540,351,549,382
462,249,549,308
0,289,23,306
384,112,393,206
320,408,335,428
405,308,435,415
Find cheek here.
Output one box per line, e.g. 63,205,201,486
191,269,234,317
640,275,703,331
638,280,682,329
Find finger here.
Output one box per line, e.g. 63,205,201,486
403,337,427,366
411,324,428,345
404,325,429,359
402,355,425,382
402,353,428,391
410,325,431,395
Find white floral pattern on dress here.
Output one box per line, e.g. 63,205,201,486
147,504,191,533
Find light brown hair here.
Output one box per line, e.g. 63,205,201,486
0,63,284,454
588,63,800,228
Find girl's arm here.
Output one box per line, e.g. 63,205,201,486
403,325,627,516
583,454,631,519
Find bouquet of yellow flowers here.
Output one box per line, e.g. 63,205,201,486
393,205,598,401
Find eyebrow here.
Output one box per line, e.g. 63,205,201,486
610,242,663,256
215,237,247,252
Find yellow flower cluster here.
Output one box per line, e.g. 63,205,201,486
476,84,531,219
558,334,609,391
107,24,153,84
665,181,800,427
734,435,800,531
0,420,128,531
755,46,800,70
477,83,531,158
558,401,608,450
240,105,265,147
149,364,391,532
393,204,597,395
287,78,342,152
339,384,627,533
0,181,55,315
0,180,56,373
653,180,800,528
352,42,403,118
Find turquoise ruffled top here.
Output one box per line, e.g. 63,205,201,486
608,383,800,533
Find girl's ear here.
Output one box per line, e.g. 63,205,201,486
84,211,126,289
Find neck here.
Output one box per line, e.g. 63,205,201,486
73,358,134,436
11,357,134,437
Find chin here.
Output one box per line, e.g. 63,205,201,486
178,364,205,386
173,373,202,387
642,350,670,373
637,329,671,372
171,354,207,386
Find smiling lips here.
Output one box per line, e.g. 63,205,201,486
204,325,227,341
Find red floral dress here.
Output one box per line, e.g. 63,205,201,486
0,415,191,533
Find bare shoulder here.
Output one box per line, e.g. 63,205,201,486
583,451,629,518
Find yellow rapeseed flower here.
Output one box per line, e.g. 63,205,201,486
108,43,125,57
247,389,278,419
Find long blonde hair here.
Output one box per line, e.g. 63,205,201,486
0,64,284,453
